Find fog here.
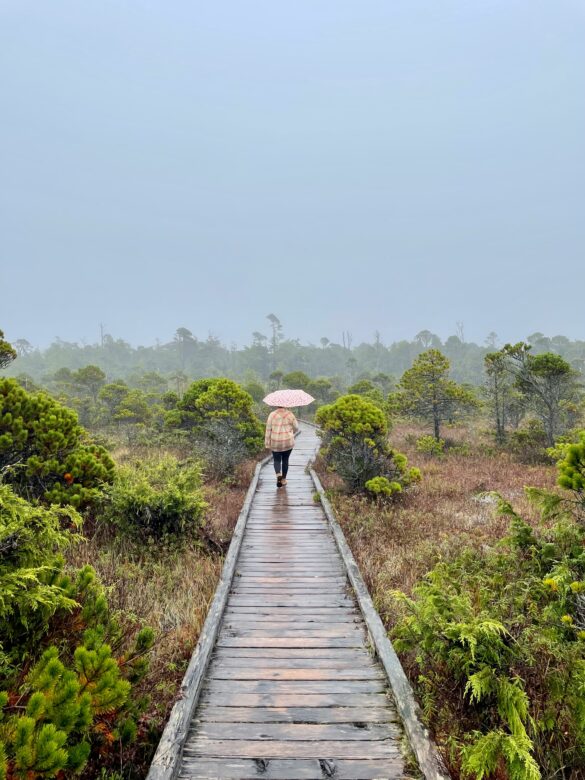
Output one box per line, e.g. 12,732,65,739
1,0,584,347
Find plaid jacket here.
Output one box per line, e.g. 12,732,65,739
265,408,298,452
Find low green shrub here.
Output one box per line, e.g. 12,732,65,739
509,419,550,464
0,485,154,777
0,379,115,507
101,455,207,539
364,476,403,500
167,378,264,454
316,395,419,495
392,491,585,778
416,435,445,458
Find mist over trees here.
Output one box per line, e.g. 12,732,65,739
5,318,585,389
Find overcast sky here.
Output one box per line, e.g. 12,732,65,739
1,0,584,349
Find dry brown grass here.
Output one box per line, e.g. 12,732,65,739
318,421,557,627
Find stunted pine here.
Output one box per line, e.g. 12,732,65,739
396,349,478,440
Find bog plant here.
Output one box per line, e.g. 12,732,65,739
101,454,207,539
166,378,263,456
391,434,585,779
415,435,445,458
315,394,419,494
0,485,154,777
0,379,115,507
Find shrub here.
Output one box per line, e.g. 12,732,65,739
364,476,403,500
101,455,207,539
194,417,250,480
0,485,82,669
509,419,550,464
0,379,115,507
392,494,585,778
316,395,418,494
168,378,263,454
347,379,386,409
416,435,445,458
0,486,154,777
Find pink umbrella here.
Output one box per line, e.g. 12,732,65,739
263,389,315,407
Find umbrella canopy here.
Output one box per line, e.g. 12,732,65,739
263,389,315,408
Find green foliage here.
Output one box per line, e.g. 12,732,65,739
556,431,585,494
0,484,154,776
0,332,16,371
0,622,153,778
392,494,585,778
281,371,312,390
0,379,115,507
416,435,445,458
72,365,106,402
101,455,207,539
483,351,517,444
501,344,583,446
316,393,388,440
347,379,386,409
243,380,266,403
0,486,82,667
316,395,416,494
364,476,403,499
396,349,479,441
509,419,550,464
169,378,263,453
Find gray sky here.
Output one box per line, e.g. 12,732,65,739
2,0,584,349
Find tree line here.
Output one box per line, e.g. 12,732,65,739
5,318,585,388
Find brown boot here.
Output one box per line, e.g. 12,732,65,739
276,473,283,487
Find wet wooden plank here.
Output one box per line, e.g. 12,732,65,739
216,637,364,648
221,621,360,631
182,739,399,759
203,679,387,694
206,667,384,681
198,693,391,708
191,722,398,741
196,706,395,723
211,647,369,659
207,657,377,669
178,758,404,780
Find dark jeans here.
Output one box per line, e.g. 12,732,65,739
272,449,292,478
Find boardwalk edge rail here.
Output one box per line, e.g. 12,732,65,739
309,466,451,780
147,453,272,780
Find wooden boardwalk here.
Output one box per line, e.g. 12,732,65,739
149,424,449,780
178,425,409,779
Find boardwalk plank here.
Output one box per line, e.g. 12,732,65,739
178,758,404,779
195,706,396,723
182,739,398,759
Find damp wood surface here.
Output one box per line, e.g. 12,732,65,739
176,426,409,779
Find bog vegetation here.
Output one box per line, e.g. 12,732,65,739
1,321,584,779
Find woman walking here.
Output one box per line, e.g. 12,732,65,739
264,406,298,487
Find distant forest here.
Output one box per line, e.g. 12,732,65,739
6,317,585,388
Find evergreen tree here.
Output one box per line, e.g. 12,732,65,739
0,331,16,371
0,379,115,506
502,343,582,446
396,349,478,440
